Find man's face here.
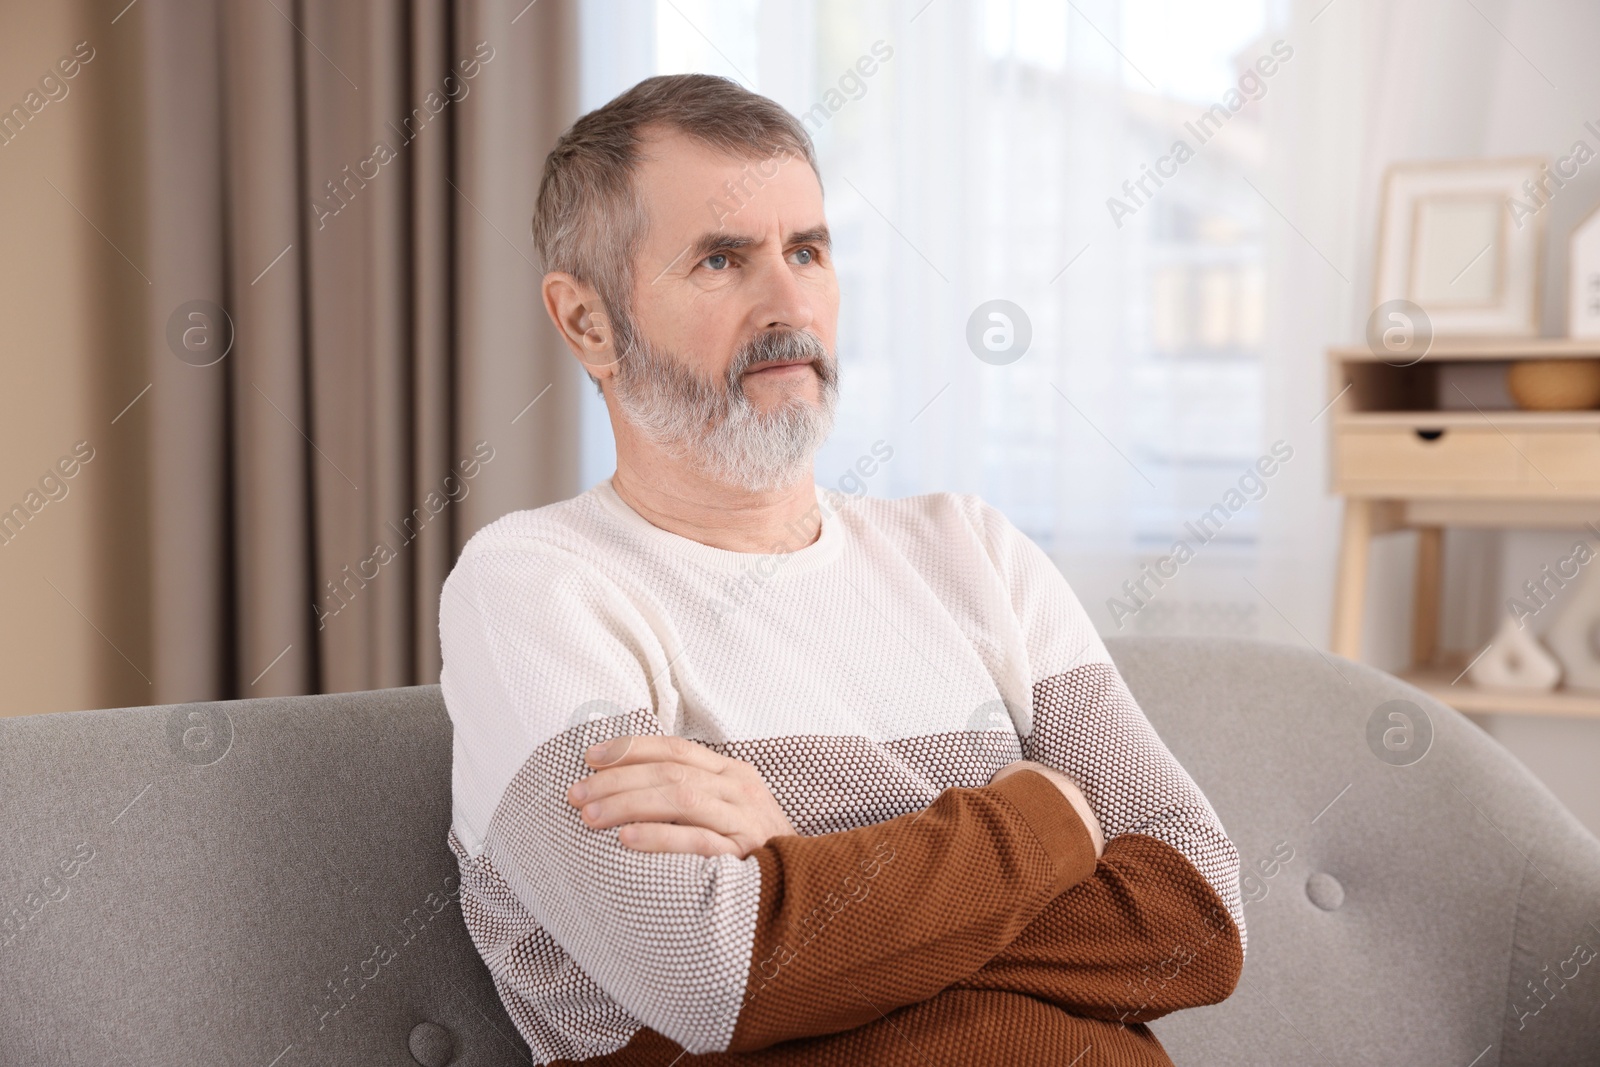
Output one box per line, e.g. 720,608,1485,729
606,124,841,493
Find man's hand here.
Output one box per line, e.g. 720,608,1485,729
566,735,798,857
991,760,1105,860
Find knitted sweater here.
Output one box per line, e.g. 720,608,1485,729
439,478,1245,1066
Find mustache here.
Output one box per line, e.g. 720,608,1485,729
727,330,835,383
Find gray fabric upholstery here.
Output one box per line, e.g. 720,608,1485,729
0,684,518,1066
2,636,1596,1065
1127,637,1600,1067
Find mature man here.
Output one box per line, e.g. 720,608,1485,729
439,74,1244,1066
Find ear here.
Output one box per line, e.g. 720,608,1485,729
541,271,621,377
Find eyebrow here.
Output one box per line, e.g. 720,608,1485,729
682,225,832,266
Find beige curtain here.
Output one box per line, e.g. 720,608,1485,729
136,0,582,703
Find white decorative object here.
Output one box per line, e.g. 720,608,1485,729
1468,614,1562,692
1569,202,1600,338
1545,555,1600,692
1374,158,1546,337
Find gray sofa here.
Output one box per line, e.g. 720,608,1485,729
3,635,1597,1066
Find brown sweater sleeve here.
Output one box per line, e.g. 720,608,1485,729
948,830,1245,1024
724,767,1099,1052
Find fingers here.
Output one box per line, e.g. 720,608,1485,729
614,822,743,857
585,733,726,773
569,758,731,810
585,734,635,766
570,737,741,829
571,775,744,836
568,737,791,855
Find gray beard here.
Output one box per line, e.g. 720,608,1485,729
610,326,840,494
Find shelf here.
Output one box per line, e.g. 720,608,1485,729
1399,665,1600,719
1326,340,1600,712
1331,338,1600,362
1336,410,1600,429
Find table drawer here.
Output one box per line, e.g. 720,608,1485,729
1335,425,1522,489
1517,429,1600,486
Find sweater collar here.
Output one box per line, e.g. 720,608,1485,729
591,476,846,576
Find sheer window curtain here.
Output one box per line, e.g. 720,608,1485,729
579,0,1308,643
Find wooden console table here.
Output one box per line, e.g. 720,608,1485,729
1328,338,1600,718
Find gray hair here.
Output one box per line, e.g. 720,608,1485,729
532,74,821,393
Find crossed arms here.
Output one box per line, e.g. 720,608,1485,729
448,646,1243,1059
440,501,1245,1063
539,680,1243,1063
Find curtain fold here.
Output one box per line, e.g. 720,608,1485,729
143,0,233,703
139,0,582,704
407,0,457,688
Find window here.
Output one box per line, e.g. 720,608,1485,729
578,0,1277,637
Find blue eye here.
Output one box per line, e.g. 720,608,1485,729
791,248,813,265
702,253,730,271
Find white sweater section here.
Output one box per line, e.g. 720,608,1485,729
443,478,1098,855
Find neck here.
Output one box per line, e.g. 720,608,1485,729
610,451,822,554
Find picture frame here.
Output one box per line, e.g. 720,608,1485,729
1373,157,1546,336
1569,200,1600,338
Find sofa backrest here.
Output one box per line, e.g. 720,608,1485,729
2,635,1596,1065
1123,636,1600,1067
0,683,516,1067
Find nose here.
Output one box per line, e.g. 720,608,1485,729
753,249,814,334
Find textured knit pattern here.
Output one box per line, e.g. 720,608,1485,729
449,705,761,1059
549,989,1175,1066
726,765,1100,1052
715,730,1023,834
1028,666,1247,950
439,479,1245,1064
952,832,1246,1025
531,831,1241,1067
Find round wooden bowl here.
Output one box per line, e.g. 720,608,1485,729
1506,358,1600,410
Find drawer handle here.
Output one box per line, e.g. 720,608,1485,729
1415,428,1446,442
